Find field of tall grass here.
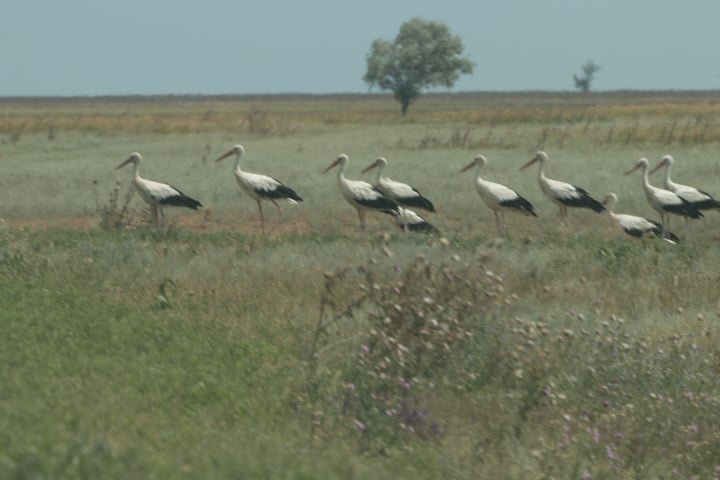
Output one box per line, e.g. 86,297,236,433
2,92,720,478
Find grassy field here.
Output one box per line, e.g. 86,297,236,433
2,92,720,479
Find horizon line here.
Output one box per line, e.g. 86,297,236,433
2,88,720,102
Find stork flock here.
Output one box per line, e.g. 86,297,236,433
115,147,720,243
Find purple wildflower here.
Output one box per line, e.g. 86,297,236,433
606,444,618,461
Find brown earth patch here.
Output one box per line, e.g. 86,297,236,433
3,214,320,236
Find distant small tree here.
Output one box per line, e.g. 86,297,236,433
364,18,475,115
573,61,601,92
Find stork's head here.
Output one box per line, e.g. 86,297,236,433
649,154,674,175
601,192,618,212
361,157,388,174
216,144,244,162
461,154,487,173
116,152,142,170
520,150,548,171
624,157,649,176
323,153,348,174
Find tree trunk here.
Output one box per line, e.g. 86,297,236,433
400,98,410,116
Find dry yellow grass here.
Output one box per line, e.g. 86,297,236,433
2,91,720,138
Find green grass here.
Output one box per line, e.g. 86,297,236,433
2,93,720,478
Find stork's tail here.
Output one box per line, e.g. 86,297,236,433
379,198,401,215
276,185,303,203
501,196,537,217
692,198,720,211
585,195,606,213
160,190,203,210
664,201,703,219
662,230,680,244
407,220,440,234
649,223,680,244
399,195,436,213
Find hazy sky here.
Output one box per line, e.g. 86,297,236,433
2,0,719,96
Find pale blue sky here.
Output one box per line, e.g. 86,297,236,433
2,0,719,96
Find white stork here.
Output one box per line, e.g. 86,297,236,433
602,192,679,244
361,157,436,212
323,154,399,230
391,207,439,234
216,144,303,224
520,151,604,223
624,157,702,235
649,154,720,211
461,154,536,233
116,152,202,228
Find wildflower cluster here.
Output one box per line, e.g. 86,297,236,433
298,244,720,476
507,312,720,478
93,180,140,230
301,251,505,451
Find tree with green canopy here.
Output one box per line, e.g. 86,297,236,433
364,18,475,115
573,60,601,92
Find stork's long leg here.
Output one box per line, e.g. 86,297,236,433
256,200,265,223
494,210,502,234
151,205,159,229
559,205,568,226
359,210,367,231
271,199,284,219
660,212,667,237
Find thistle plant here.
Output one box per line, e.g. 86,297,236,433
299,245,506,452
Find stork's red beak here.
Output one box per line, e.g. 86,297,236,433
519,156,539,171
115,157,133,170
215,150,234,162
648,159,667,175
624,164,640,176
361,160,379,174
460,161,475,173
323,158,340,174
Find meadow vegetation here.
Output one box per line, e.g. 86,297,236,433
1,92,720,478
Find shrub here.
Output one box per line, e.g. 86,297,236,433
92,180,141,230
299,245,506,452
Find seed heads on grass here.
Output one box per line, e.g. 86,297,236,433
298,248,505,451
93,179,140,230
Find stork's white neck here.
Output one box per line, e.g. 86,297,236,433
234,151,244,173
336,158,349,183
604,199,616,215
536,158,547,181
662,162,674,189
374,162,385,183
640,163,653,195
131,160,141,181
473,164,484,182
